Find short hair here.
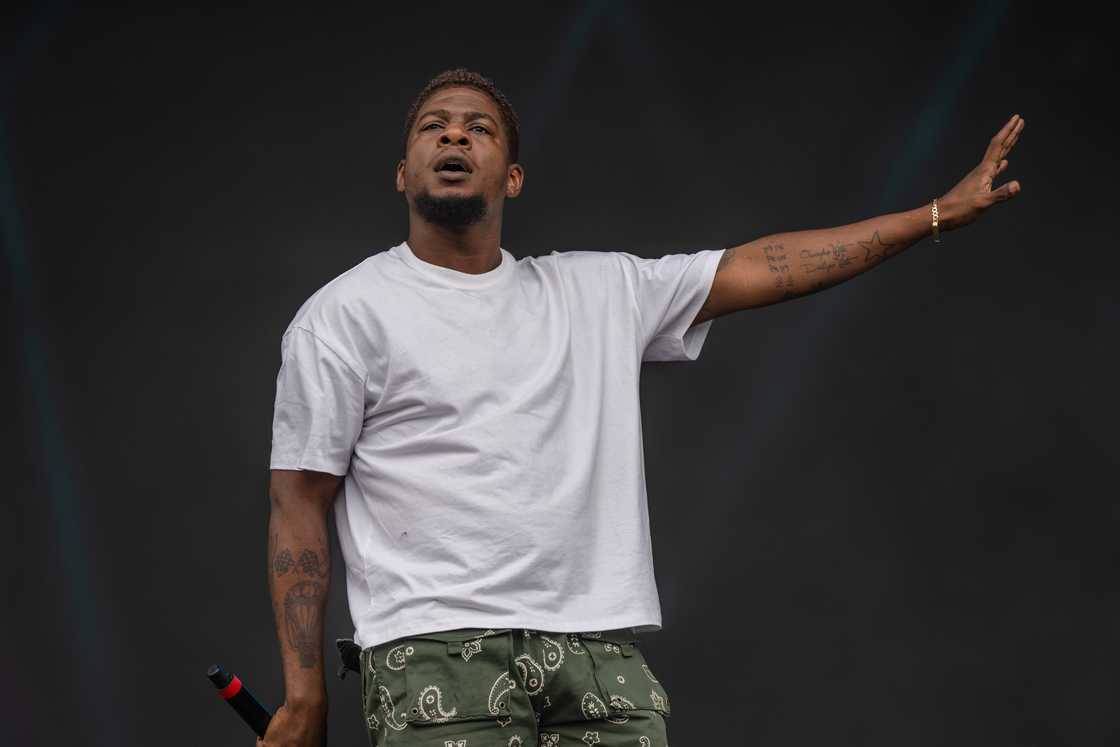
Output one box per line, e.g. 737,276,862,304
402,68,521,164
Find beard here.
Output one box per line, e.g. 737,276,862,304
414,187,488,229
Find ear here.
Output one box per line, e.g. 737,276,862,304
505,163,524,199
396,159,406,193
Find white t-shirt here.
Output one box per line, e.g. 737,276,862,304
269,240,723,649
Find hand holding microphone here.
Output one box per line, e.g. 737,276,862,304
254,701,328,747
208,663,326,745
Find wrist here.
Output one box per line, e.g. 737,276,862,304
933,195,963,232
286,690,327,715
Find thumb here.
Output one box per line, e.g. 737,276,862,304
989,180,1021,203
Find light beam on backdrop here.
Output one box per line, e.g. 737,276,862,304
518,0,617,162
1,3,131,744
739,0,1017,456
603,0,1014,544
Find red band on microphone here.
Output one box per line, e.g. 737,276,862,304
219,675,243,700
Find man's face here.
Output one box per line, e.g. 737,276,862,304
396,86,524,228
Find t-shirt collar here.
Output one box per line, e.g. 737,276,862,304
394,240,513,290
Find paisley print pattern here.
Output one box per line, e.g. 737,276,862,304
488,671,517,715
415,684,458,721
385,643,416,671
539,635,566,671
376,682,409,732
358,627,670,746
565,634,588,656
606,694,636,724
580,691,610,719
460,638,482,662
515,651,546,694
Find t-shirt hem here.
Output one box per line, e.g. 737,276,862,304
269,456,348,477
354,614,663,650
643,247,724,362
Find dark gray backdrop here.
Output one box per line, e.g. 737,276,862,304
5,1,1116,745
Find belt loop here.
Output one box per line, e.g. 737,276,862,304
622,642,635,658
447,641,463,656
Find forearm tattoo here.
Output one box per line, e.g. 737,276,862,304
270,533,330,668
764,243,796,299
284,580,325,668
856,230,900,265
273,548,295,575
298,548,329,578
779,229,901,301
800,241,855,274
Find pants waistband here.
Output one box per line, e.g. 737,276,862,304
335,626,641,678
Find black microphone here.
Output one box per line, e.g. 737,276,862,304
207,664,273,738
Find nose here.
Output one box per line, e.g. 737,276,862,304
439,122,471,148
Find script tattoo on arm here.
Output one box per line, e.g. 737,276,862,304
788,230,901,299
764,243,796,299
728,215,922,309
800,241,856,274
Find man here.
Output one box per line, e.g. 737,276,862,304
262,68,1024,746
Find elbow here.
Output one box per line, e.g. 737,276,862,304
269,468,342,517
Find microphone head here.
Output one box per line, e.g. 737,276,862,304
207,664,232,688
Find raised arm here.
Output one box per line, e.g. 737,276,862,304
259,468,341,747
691,114,1025,325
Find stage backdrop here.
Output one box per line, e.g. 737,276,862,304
4,1,1116,745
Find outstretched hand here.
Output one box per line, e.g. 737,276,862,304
939,114,1025,230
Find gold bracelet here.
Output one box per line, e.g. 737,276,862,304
931,199,941,244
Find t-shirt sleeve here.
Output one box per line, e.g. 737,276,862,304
269,325,366,476
616,248,725,362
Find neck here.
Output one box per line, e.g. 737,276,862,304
406,211,504,275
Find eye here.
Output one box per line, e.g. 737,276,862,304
471,125,490,134
421,122,442,131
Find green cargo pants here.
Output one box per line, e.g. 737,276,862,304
358,626,671,746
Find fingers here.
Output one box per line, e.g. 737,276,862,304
984,114,1017,160
988,179,1021,203
985,114,1024,163
995,158,1009,176
1001,116,1025,157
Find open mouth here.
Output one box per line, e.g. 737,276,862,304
434,155,473,178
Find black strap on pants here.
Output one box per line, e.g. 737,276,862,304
335,638,362,680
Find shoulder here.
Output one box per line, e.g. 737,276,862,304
532,248,630,275
278,252,394,382
284,252,388,336
540,248,699,272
